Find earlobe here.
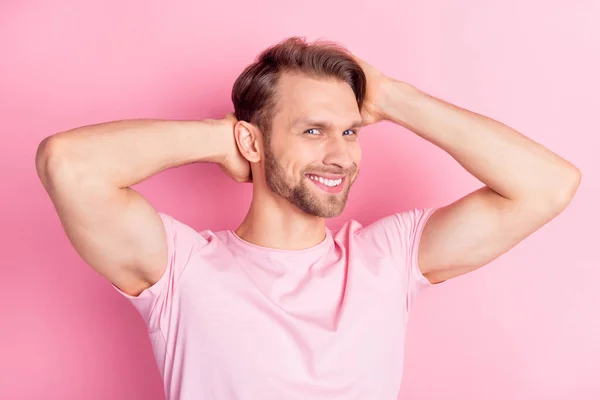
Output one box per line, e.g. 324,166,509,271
234,121,262,163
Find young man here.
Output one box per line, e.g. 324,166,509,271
36,37,580,399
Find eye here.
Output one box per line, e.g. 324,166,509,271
304,128,321,135
343,129,357,136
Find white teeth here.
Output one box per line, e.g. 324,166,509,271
308,175,343,187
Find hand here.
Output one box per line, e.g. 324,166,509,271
353,56,394,125
215,113,252,183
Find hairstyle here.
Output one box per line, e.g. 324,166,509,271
231,36,366,138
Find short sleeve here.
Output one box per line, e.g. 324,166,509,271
360,208,438,313
112,212,201,333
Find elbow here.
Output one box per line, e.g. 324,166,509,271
546,165,582,214
522,165,581,218
35,136,56,185
558,165,581,204
35,135,80,188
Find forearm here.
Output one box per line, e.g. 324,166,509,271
37,118,228,188
380,80,581,206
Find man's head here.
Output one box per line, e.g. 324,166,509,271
232,37,366,218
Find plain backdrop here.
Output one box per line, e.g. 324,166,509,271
1,1,598,399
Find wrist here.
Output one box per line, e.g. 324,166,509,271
193,118,234,165
379,79,422,125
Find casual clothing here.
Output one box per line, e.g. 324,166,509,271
113,208,437,400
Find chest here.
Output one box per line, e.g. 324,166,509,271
168,254,410,396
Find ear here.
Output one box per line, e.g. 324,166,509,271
234,121,262,163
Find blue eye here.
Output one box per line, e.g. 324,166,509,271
304,128,357,136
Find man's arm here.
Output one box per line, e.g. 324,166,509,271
357,59,581,284
36,114,248,296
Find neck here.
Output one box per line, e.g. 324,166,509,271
235,189,327,251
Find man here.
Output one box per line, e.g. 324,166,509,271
35,37,580,399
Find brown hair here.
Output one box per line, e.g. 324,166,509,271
231,36,366,137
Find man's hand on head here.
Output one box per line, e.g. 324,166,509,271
352,56,395,126
213,113,252,183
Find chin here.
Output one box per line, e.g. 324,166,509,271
307,202,347,218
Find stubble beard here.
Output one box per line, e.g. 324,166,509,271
263,143,357,218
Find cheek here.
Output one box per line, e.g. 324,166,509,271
288,147,319,171
276,154,308,180
351,143,362,166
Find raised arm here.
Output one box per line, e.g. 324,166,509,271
356,58,581,284
35,114,248,296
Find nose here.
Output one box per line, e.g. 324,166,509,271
321,135,358,171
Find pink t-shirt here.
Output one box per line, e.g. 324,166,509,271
114,208,436,400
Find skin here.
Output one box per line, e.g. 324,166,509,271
36,54,581,297
233,72,364,249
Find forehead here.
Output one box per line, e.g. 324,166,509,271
274,72,361,126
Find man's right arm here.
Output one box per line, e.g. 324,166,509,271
35,115,247,296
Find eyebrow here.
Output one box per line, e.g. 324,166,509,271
291,117,364,130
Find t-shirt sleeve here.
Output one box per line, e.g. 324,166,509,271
360,207,438,313
111,212,201,333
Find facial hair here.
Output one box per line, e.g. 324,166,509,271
263,143,358,218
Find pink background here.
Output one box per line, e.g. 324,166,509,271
1,1,598,399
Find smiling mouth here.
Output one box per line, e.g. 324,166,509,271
306,174,343,187
305,173,347,194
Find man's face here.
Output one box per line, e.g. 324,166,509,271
262,72,363,218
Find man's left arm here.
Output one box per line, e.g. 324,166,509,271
358,60,581,284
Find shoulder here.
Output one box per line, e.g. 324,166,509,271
339,208,436,237
158,212,230,255
334,208,437,254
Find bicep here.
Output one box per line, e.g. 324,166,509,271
45,169,167,296
418,186,549,283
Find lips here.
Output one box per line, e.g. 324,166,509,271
306,174,343,187
306,173,346,193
